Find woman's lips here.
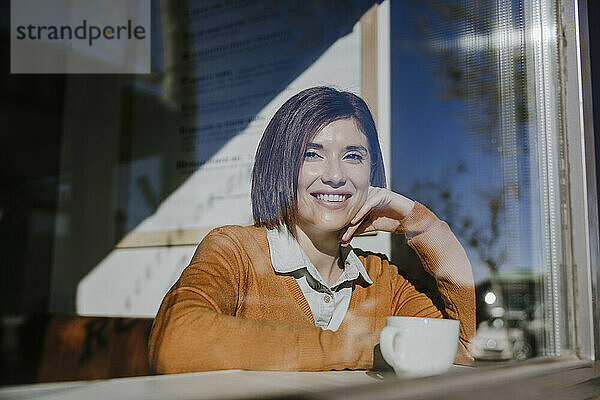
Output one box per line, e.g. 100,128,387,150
310,193,351,210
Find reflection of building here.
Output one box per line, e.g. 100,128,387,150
471,270,542,360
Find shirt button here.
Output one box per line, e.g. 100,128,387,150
323,295,331,303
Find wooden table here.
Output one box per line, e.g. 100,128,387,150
0,370,385,400
2,360,598,400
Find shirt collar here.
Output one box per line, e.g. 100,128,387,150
266,227,373,287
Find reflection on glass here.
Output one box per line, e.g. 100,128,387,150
391,0,570,361
44,0,573,368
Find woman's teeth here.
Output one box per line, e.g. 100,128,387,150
315,194,347,202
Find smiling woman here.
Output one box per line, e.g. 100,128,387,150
148,86,475,373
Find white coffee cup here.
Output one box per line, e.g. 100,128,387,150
380,316,460,378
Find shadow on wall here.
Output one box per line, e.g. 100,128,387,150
50,0,379,313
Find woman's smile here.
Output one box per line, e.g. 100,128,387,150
310,192,352,209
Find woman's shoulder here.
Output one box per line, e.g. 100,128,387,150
208,224,265,237
190,225,269,267
202,224,265,242
199,225,269,252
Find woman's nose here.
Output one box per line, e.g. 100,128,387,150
321,159,346,188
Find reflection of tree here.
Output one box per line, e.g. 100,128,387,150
407,0,529,156
391,159,509,319
408,161,506,277
399,0,533,273
405,160,514,357
393,0,537,359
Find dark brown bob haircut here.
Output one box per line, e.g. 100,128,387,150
251,86,386,236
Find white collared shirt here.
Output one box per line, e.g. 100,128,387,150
266,228,373,331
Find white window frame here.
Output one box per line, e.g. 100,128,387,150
562,0,599,362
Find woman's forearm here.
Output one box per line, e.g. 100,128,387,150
396,202,476,356
148,287,378,373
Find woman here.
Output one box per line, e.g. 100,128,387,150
149,87,475,373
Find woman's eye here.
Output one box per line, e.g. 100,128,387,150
304,151,319,159
344,153,364,162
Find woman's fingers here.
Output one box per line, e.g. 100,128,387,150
344,214,366,239
342,188,415,245
350,189,382,225
341,215,372,245
341,224,357,244
342,188,384,243
352,216,373,237
350,206,370,226
342,217,362,243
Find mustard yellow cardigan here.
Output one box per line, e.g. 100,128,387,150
149,203,475,373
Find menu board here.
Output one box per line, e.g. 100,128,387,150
117,1,364,248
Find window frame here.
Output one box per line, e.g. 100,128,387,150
561,0,599,362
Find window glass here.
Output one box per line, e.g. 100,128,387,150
390,0,572,360
1,1,578,383
48,0,573,360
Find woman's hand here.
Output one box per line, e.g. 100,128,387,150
341,187,415,246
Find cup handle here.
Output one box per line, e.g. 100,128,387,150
380,327,405,372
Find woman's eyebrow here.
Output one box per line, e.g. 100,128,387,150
306,143,323,149
305,143,368,153
345,145,368,153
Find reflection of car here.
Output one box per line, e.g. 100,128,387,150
470,322,513,360
472,270,542,361
470,321,535,361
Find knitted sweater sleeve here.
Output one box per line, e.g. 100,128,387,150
393,202,476,365
148,228,378,374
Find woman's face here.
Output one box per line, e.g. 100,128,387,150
296,118,371,236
